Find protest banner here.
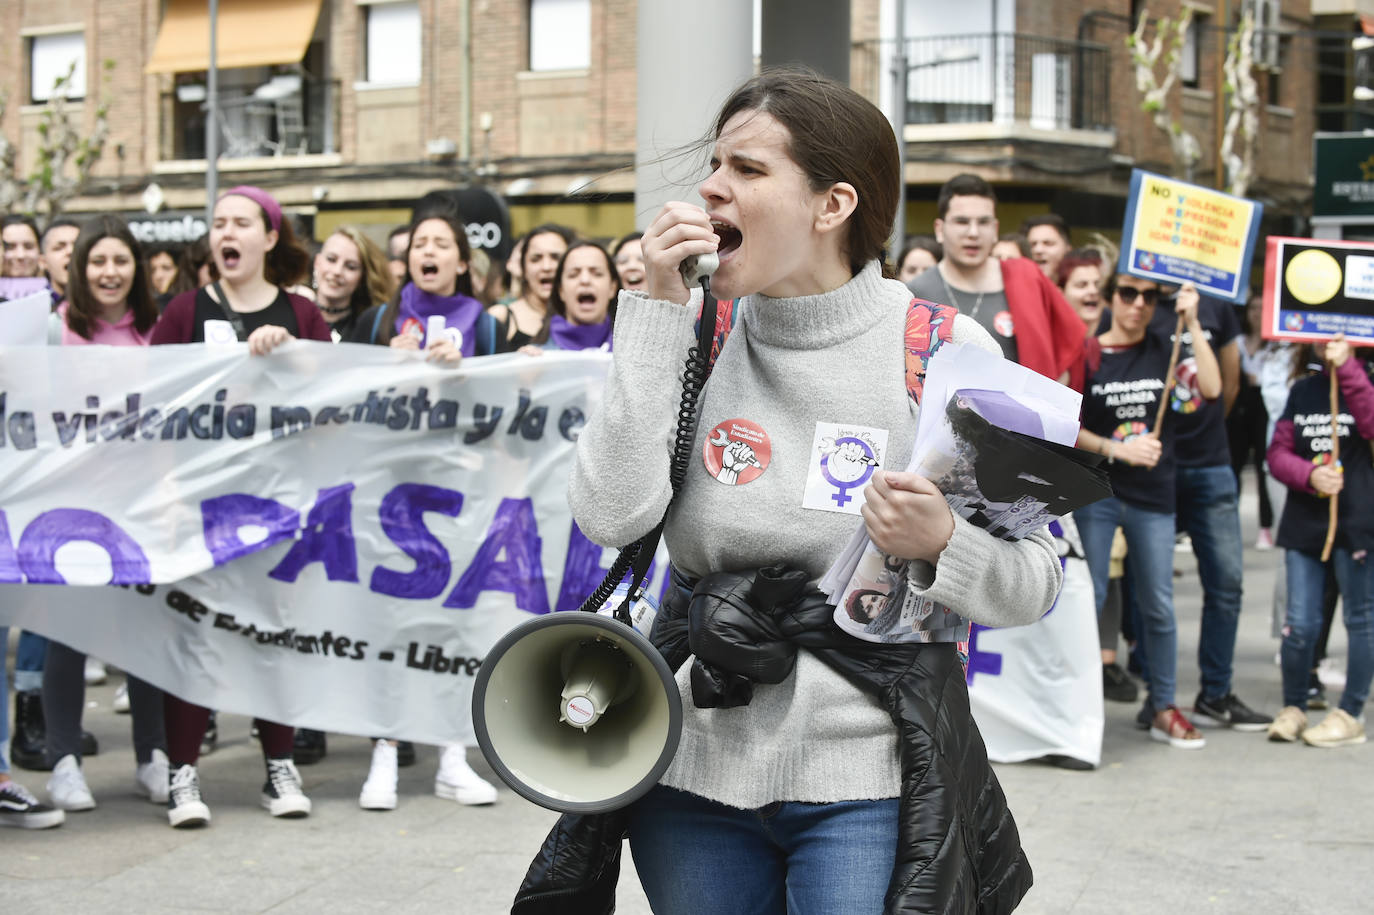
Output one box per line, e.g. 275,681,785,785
0,343,670,745
0,343,1096,762
1118,169,1263,304
967,519,1103,767
1261,236,1374,345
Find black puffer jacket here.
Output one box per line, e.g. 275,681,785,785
512,567,1033,915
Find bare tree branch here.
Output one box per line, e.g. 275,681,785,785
1126,7,1201,181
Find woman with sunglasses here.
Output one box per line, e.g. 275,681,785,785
1074,275,1221,749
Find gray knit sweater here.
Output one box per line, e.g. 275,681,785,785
568,261,1063,808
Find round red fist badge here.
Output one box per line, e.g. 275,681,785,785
702,418,771,486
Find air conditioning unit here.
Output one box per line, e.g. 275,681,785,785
426,137,457,158
1251,0,1282,71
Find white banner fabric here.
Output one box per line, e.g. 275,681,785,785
966,517,1105,767
0,343,668,745
0,343,1102,762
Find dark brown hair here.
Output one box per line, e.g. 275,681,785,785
898,235,942,271
221,194,310,288
937,173,996,219
1020,213,1071,244
714,68,899,279
997,233,1031,257
372,208,474,345
1,214,42,277
63,215,160,340
548,240,621,324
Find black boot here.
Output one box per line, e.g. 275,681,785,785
11,690,49,771
292,728,327,765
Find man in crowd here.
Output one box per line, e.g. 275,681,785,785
907,174,1085,387
1020,213,1072,281
40,219,81,307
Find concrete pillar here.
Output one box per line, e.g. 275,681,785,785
634,0,754,229
760,0,850,83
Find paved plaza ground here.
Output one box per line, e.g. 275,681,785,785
4,487,1370,913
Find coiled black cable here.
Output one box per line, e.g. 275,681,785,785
577,277,717,620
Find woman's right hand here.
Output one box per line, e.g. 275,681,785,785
1310,463,1344,496
642,202,719,305
1325,333,1351,369
1115,433,1162,469
389,333,420,351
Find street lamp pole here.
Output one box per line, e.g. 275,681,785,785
206,0,219,224
889,1,908,260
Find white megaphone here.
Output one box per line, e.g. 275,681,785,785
472,586,682,813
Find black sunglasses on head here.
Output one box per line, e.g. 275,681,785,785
1116,286,1159,306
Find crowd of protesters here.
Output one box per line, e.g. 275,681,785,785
2,171,1370,831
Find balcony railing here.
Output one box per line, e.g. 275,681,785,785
852,33,1113,134
160,72,339,162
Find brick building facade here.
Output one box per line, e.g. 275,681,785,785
0,1,1332,246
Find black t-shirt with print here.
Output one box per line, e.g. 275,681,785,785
189,287,300,342
1275,372,1374,554
1081,333,1176,513
1148,293,1240,468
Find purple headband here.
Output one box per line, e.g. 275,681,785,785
219,185,282,234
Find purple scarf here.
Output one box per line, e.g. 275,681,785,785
396,283,486,356
549,315,613,351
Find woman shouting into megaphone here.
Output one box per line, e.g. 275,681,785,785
528,69,1064,915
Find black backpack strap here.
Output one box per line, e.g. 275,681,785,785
207,282,248,341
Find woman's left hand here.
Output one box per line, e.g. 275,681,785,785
861,471,955,564
425,339,463,365
247,324,294,356
1175,281,1200,325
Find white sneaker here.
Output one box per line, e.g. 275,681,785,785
47,755,96,811
135,749,170,803
112,681,130,714
84,657,107,686
261,758,312,818
359,741,399,810
168,764,210,828
434,745,497,806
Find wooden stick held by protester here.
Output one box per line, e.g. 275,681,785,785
1322,363,1340,562
1152,314,1185,437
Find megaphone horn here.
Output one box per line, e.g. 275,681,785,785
472,611,683,814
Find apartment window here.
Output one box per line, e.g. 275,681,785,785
1181,15,1204,89
529,0,590,72
29,32,86,103
1266,35,1288,106
364,1,421,86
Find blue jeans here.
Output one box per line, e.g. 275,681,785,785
1281,548,1374,717
1076,497,1179,712
14,630,47,692
628,785,899,914
1176,465,1245,699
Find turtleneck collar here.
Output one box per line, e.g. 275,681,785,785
740,261,892,350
